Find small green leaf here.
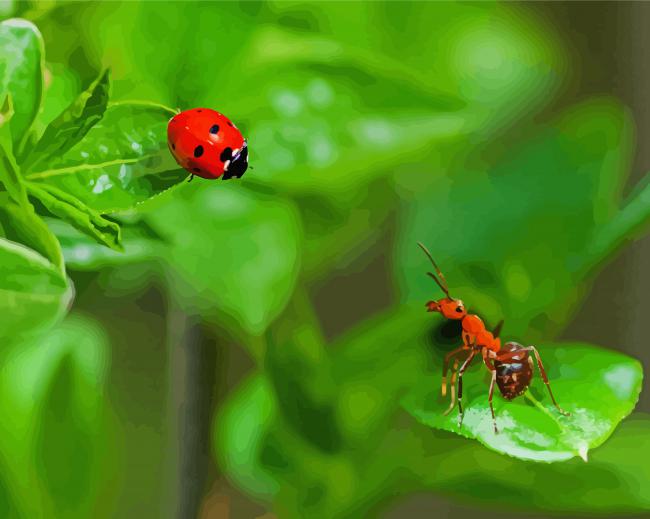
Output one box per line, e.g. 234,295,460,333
401,340,642,462
0,18,44,155
26,181,122,251
0,236,71,343
585,172,650,273
22,69,110,173
45,217,159,271
0,197,65,273
214,375,280,500
25,102,187,213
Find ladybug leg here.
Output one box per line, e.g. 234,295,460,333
188,174,194,183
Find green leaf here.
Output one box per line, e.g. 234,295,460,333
0,103,65,272
0,236,71,343
145,183,301,336
401,339,642,462
409,414,650,513
45,216,159,271
214,375,280,500
0,314,117,518
22,69,110,173
0,93,29,205
26,181,122,251
585,172,650,273
25,101,187,213
0,18,44,155
217,307,650,517
234,69,466,198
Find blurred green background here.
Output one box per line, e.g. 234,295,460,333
1,1,650,518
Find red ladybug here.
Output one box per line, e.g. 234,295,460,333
167,108,249,180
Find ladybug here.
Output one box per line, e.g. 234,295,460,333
167,108,249,181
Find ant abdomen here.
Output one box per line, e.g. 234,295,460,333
493,342,534,400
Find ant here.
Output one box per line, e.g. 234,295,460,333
417,242,570,434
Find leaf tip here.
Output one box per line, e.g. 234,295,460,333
578,443,589,462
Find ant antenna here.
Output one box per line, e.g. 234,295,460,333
417,242,450,298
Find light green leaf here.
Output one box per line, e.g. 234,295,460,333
0,236,71,342
402,339,642,462
22,68,110,172
145,183,301,336
45,217,160,271
26,181,121,251
0,18,44,155
25,102,187,213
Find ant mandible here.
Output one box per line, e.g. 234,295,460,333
417,242,570,434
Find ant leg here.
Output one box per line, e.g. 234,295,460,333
456,349,477,429
528,346,571,416
443,358,460,416
482,352,499,433
442,346,465,397
488,369,498,433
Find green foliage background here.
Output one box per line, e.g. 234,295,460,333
1,1,650,518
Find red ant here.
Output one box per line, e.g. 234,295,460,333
417,242,570,434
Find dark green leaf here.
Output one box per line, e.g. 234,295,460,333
394,98,633,341
25,102,186,213
0,18,44,155
22,69,110,172
26,181,122,251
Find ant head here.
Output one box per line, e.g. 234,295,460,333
418,242,467,321
427,297,467,320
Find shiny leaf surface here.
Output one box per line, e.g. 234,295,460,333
25,102,186,212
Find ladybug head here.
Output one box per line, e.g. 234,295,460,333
224,141,248,180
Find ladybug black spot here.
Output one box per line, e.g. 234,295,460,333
171,143,176,150
209,124,219,135
220,147,233,162
194,145,204,158
193,167,200,173
197,109,202,112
